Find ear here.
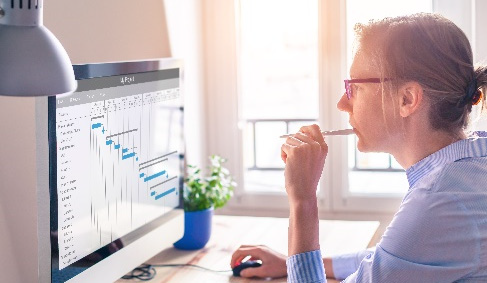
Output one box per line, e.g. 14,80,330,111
398,82,423,118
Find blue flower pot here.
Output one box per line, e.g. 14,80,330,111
173,207,213,250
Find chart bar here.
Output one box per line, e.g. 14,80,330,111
144,170,166,182
92,123,102,129
154,188,176,200
122,152,136,160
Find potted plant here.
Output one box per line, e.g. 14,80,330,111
173,155,236,250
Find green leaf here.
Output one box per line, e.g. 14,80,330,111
183,154,237,212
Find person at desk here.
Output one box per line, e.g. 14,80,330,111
231,13,487,282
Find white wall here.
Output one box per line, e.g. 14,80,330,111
164,0,207,168
0,97,38,283
0,1,176,282
0,203,19,280
44,0,171,64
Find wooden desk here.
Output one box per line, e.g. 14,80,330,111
118,215,379,283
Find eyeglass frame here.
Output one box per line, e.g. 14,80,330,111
344,78,392,100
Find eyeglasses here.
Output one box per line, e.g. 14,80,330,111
344,78,391,100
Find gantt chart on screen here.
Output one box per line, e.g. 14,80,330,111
55,71,182,269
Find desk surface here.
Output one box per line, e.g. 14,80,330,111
117,215,379,283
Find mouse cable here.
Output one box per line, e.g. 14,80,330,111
121,263,232,281
121,264,155,281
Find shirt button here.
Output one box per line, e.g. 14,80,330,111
366,254,372,259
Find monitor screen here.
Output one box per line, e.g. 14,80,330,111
48,59,184,282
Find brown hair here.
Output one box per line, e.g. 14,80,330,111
354,13,487,135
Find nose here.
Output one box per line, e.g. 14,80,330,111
337,93,352,113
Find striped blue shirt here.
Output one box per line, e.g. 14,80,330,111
287,131,487,282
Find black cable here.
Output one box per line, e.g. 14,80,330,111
121,263,233,281
121,264,156,281
152,263,232,273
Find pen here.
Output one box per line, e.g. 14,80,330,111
279,128,355,138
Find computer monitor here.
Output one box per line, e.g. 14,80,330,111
40,59,184,283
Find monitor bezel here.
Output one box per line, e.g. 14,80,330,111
41,58,185,283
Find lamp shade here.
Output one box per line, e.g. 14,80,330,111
0,1,76,97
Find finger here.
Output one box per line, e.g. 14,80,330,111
299,124,325,145
293,131,319,145
281,143,294,155
299,125,328,155
231,252,248,268
230,250,246,267
230,247,262,268
285,136,304,147
231,256,247,268
236,247,266,260
240,266,266,278
281,143,295,164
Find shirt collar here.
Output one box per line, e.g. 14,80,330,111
406,131,487,188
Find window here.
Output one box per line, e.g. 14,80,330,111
239,0,319,193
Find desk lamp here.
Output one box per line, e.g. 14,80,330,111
0,0,76,97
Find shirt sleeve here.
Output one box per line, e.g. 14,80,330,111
332,249,374,280
286,250,327,283
340,188,480,283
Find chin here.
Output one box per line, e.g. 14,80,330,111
356,138,379,153
355,132,368,152
356,141,370,152
355,130,388,153
357,139,390,154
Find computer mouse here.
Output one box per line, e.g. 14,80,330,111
232,260,262,277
